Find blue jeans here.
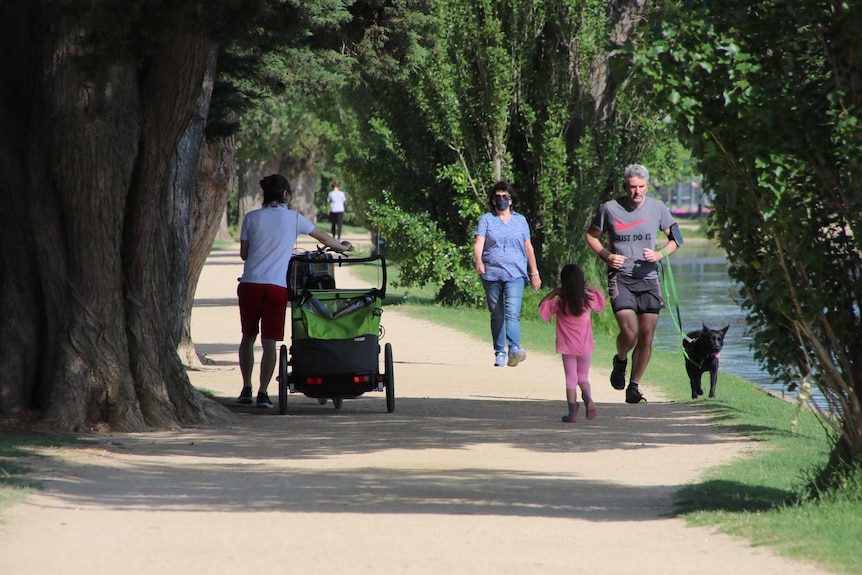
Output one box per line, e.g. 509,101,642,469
482,278,526,354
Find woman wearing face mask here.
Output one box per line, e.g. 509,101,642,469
473,180,542,367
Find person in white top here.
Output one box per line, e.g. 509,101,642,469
327,180,348,239
236,174,353,408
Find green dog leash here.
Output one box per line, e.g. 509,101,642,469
659,248,693,359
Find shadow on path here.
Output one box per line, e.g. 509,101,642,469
20,392,767,523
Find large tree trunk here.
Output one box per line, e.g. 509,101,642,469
287,164,320,225
237,157,320,235
590,0,650,122
122,6,231,429
43,12,146,431
216,210,232,242
0,3,232,431
0,9,45,415
178,106,237,367
237,159,278,236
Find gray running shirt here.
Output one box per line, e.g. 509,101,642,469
589,197,676,280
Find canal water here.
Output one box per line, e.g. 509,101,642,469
652,242,805,403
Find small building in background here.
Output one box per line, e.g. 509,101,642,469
653,180,713,218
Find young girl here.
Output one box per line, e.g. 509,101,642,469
539,263,606,422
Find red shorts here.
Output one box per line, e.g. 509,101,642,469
237,282,289,340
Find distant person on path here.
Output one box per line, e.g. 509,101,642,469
327,180,347,240
473,180,542,367
585,164,682,404
539,263,606,422
237,174,353,408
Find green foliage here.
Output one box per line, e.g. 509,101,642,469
209,0,425,137
208,1,358,134
336,0,691,292
237,95,342,174
366,191,484,305
224,1,434,224
639,1,862,472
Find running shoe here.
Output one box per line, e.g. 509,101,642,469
625,383,647,404
236,387,253,405
507,347,527,367
256,391,274,409
610,355,627,390
494,352,507,367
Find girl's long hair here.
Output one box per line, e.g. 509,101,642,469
558,263,589,316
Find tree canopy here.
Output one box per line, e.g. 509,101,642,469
640,0,862,481
335,0,695,302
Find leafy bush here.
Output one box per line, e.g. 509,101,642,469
367,191,484,306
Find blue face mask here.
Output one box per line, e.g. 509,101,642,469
494,197,510,211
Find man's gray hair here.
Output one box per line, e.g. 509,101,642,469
624,164,649,181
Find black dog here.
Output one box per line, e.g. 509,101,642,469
683,324,729,399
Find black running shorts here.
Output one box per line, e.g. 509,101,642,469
608,272,664,314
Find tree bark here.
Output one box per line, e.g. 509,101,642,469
237,158,279,237
178,92,237,367
216,210,232,242
590,0,650,122
286,164,320,225
42,12,145,431
1,8,77,420
0,7,44,414
122,5,229,429
0,3,233,430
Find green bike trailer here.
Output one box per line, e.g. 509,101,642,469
278,251,394,413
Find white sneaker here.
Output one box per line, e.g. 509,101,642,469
494,352,507,367
507,347,527,367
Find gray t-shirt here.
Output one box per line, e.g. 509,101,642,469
589,197,676,280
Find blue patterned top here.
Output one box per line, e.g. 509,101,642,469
475,211,531,281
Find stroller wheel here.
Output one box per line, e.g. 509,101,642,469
278,345,289,415
385,342,395,413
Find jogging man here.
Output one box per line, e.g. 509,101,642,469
585,164,683,404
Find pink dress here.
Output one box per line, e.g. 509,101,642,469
539,289,606,356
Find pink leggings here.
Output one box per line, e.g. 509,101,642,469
562,354,591,390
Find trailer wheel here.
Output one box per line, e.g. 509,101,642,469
385,343,395,413
278,345,289,415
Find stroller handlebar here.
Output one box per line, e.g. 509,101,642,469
288,247,387,301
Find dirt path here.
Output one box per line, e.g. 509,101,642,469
0,234,832,574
